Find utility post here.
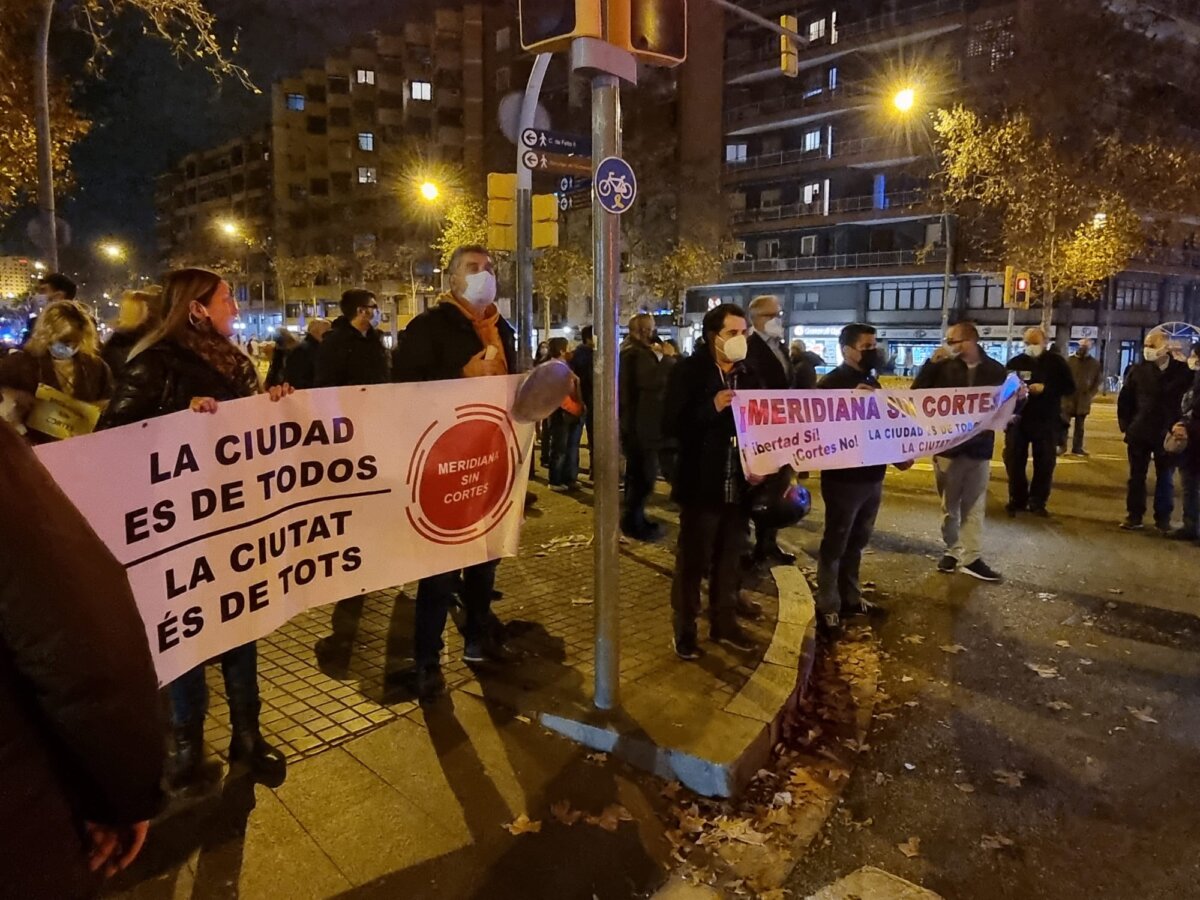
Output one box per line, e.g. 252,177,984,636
516,54,553,372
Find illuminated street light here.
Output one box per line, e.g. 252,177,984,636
99,241,126,262
419,181,441,202
1092,212,1108,229
892,87,916,114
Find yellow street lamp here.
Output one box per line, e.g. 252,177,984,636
892,87,916,114
99,241,126,262
219,219,243,239
419,180,441,202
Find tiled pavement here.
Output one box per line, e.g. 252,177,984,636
203,469,777,764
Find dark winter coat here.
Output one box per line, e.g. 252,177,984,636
619,341,668,449
392,301,516,382
1118,356,1193,448
0,419,164,898
570,343,594,408
1063,352,1103,417
746,331,792,391
283,334,322,390
1005,350,1075,435
818,363,887,483
662,347,762,507
101,328,151,383
98,339,260,428
0,349,113,404
792,350,824,390
912,353,1009,460
314,317,389,387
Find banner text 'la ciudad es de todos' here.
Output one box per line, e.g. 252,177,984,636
732,375,1022,478
35,378,535,685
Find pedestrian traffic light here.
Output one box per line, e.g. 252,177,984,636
609,0,688,67
1014,271,1031,309
487,173,517,253
780,15,800,78
519,0,603,52
532,194,559,249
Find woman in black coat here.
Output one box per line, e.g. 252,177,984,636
100,267,290,794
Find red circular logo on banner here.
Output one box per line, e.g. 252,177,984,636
417,419,511,532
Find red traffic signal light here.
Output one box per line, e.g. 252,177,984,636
1016,276,1029,292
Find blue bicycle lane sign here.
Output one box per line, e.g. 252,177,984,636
593,157,637,215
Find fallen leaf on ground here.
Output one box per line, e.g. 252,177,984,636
584,752,608,765
550,800,583,826
994,769,1026,789
503,814,542,835
954,782,976,793
981,833,1016,851
515,714,532,724
764,806,792,827
772,791,793,807
661,781,683,800
713,818,770,846
841,738,870,754
1079,658,1095,666
571,597,594,606
758,890,787,900
1046,700,1073,711
903,634,926,644
1107,588,1123,595
940,643,967,655
585,804,634,832
1025,662,1060,679
1037,592,1057,601
904,700,920,708
1127,706,1159,724
901,675,915,683
1055,640,1071,648
898,836,922,858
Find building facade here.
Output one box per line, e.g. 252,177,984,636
683,0,1200,376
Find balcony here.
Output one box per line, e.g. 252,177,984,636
1129,246,1200,273
723,135,923,184
726,82,870,136
723,248,948,280
731,188,932,233
726,0,966,84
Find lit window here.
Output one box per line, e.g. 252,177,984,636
357,166,378,184
808,18,826,41
803,129,821,152
828,66,839,90
801,235,817,256
803,182,822,204
356,68,376,86
357,132,375,152
286,93,305,111
725,142,748,163
412,80,432,101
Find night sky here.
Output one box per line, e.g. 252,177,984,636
6,0,415,279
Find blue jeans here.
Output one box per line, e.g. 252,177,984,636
169,641,259,727
414,561,498,667
549,410,583,486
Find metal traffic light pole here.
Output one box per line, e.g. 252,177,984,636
516,53,553,372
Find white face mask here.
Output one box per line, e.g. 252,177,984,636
1143,347,1162,363
763,318,785,340
719,333,748,363
1189,358,1200,371
463,270,497,308
1026,344,1045,358
49,341,78,360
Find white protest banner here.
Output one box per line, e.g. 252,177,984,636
733,375,1022,478
35,377,535,685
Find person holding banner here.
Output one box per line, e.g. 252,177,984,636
0,299,114,443
100,267,290,793
663,303,763,660
815,323,913,634
913,322,1008,581
393,245,515,701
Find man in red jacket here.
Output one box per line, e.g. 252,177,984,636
0,419,164,897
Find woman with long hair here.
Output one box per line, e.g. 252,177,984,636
101,287,165,381
0,300,113,441
101,267,290,794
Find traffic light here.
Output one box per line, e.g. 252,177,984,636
780,15,799,78
519,0,602,53
1014,271,1031,309
609,0,688,67
532,194,559,249
487,173,517,253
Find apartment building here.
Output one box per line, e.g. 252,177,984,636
685,0,1200,375
155,5,485,333
0,256,39,300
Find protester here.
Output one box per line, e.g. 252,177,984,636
102,288,165,381
265,327,299,388
1004,327,1075,517
816,324,913,633
315,290,389,386
789,338,823,389
1062,339,1102,456
99,267,289,792
571,325,596,465
658,338,681,483
620,312,669,541
745,294,797,566
546,337,584,492
1168,343,1200,541
913,321,1009,581
36,271,78,303
662,303,763,659
1117,330,1191,532
0,299,114,441
0,418,164,898
283,318,332,390
393,245,514,701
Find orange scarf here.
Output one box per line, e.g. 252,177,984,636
441,292,508,373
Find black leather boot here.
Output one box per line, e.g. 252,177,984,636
229,704,287,786
168,720,219,795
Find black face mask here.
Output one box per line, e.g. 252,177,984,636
858,348,880,371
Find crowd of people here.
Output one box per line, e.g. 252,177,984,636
6,260,1200,895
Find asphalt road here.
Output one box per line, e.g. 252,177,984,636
782,400,1200,899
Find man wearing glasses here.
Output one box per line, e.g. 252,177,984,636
315,289,390,386
913,321,1009,582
